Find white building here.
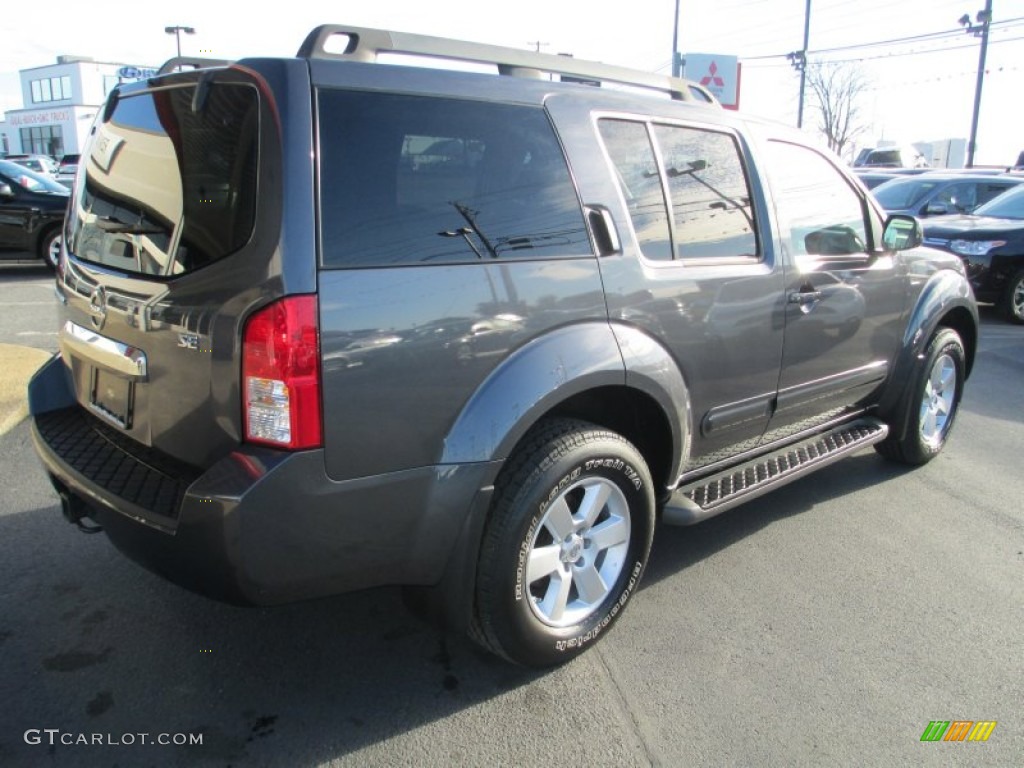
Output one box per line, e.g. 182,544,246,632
0,56,156,158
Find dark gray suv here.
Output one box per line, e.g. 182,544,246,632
28,25,978,668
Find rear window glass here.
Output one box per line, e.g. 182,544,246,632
317,91,590,267
69,82,258,276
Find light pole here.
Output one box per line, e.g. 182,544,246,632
164,25,195,58
672,0,682,77
960,2,993,168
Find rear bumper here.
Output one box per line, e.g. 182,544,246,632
28,356,499,605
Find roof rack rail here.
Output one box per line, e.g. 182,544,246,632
297,24,717,104
157,56,232,75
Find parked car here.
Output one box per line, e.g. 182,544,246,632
56,153,80,188
0,158,69,268
6,153,59,176
853,145,929,169
28,24,978,668
922,184,1024,322
854,170,900,190
872,172,1024,218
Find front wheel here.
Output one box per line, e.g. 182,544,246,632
471,419,655,667
40,228,62,270
876,327,966,465
1001,270,1024,324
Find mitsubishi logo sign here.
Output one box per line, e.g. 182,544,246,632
684,53,740,110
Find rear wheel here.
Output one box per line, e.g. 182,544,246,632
40,227,62,270
876,327,965,465
471,419,655,667
1001,270,1024,324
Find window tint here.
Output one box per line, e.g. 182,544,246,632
978,182,1017,207
599,119,757,261
598,119,672,260
69,83,259,276
653,124,757,259
764,141,868,257
317,91,589,267
933,182,975,212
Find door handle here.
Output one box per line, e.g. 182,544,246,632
788,290,823,305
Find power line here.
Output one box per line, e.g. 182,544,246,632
743,33,1024,68
741,18,1024,61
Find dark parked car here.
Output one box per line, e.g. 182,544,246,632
0,158,69,268
923,184,1024,322
28,24,978,668
872,172,1024,218
854,170,899,190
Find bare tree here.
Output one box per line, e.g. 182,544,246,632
804,62,870,160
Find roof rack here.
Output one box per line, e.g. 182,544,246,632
157,56,231,75
297,24,717,104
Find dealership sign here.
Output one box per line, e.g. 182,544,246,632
9,110,72,126
684,53,740,109
117,66,158,80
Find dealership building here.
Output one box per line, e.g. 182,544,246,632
0,57,156,158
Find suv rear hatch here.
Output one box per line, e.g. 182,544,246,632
52,64,300,490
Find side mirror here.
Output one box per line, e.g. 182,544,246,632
882,214,922,251
0,183,14,200
925,202,949,216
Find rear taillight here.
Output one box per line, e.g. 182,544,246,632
242,295,322,450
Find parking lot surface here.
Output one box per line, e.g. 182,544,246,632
0,267,1021,766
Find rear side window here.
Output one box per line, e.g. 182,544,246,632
317,91,590,267
69,82,259,276
598,118,758,262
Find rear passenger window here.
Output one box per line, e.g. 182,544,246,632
653,124,757,260
598,119,673,260
317,91,590,267
599,118,757,262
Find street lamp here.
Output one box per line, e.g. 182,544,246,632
164,25,195,58
959,2,993,168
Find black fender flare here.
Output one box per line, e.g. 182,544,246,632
877,268,978,440
430,322,691,629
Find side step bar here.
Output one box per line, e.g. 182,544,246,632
662,418,888,526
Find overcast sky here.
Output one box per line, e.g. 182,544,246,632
3,0,1022,164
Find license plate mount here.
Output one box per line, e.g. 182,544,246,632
90,367,134,429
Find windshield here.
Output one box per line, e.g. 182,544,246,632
872,178,939,209
68,79,259,276
0,159,70,195
972,185,1024,220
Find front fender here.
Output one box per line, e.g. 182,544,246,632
878,265,978,428
440,323,625,464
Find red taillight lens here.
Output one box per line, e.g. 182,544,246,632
242,295,322,450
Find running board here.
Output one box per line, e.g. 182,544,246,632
662,419,888,526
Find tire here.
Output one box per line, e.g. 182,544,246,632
39,227,62,270
876,327,965,465
471,418,655,667
1001,270,1024,324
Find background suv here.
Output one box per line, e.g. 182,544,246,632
872,172,1024,218
923,184,1024,322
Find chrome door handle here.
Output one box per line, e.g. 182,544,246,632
788,290,823,305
